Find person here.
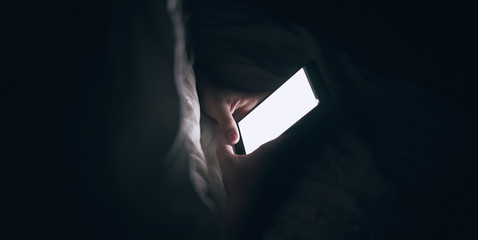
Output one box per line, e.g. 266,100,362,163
198,78,330,239
197,54,475,240
191,2,477,239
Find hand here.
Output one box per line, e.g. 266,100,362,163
215,143,270,240
198,79,267,145
216,138,285,240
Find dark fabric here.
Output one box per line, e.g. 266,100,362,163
187,0,316,92
356,69,477,239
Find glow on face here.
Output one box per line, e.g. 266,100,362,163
238,68,318,154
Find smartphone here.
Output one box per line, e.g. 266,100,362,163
235,60,328,154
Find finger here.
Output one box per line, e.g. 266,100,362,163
210,103,240,144
232,94,264,121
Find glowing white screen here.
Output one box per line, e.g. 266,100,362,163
238,68,318,154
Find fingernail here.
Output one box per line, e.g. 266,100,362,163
227,130,237,144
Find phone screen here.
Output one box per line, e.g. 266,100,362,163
237,68,319,154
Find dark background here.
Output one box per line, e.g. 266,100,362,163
3,0,477,238
239,0,477,124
